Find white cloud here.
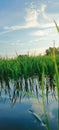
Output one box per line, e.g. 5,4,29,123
39,4,48,20
3,22,55,33
32,30,47,36
24,4,38,27
2,4,49,32
4,25,26,31
31,27,58,37
24,3,49,28
25,8,37,23
0,30,11,36
0,3,59,36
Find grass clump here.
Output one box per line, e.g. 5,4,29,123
0,55,59,81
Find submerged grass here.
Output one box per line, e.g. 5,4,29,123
41,69,50,130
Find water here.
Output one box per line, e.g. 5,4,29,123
0,77,58,130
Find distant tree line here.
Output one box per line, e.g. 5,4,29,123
45,47,59,55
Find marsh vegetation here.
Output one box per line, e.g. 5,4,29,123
0,21,59,130
0,54,59,81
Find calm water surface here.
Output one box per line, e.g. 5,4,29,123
0,77,58,130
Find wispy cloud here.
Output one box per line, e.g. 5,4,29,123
0,3,58,36
31,28,57,37
0,30,11,36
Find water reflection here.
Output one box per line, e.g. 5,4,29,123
0,77,58,130
0,76,57,104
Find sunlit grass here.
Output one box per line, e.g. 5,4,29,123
0,55,59,81
41,69,50,130
54,20,59,129
54,20,59,33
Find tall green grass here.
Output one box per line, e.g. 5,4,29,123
54,20,59,130
41,21,59,130
54,20,59,33
41,67,50,130
0,55,59,81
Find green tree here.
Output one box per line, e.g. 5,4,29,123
46,47,59,55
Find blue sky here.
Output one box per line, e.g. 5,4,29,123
0,0,59,57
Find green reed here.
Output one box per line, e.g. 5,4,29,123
54,21,59,129
40,20,59,129
0,55,59,82
41,67,50,130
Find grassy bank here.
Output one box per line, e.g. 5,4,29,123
0,55,59,81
